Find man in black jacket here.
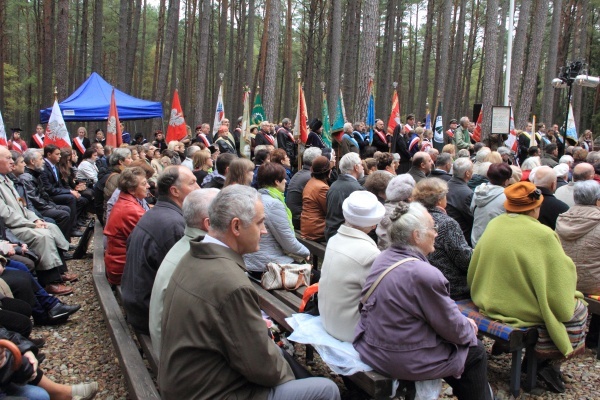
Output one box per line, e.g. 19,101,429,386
430,153,453,182
391,124,412,174
446,157,475,246
121,166,199,333
17,149,77,239
277,118,297,168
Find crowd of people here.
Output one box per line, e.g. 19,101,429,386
0,113,598,399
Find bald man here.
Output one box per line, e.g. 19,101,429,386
531,166,569,230
555,163,595,207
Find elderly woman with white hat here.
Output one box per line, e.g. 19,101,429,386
318,191,385,342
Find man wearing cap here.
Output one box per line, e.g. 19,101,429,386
324,153,365,241
153,130,168,152
555,163,595,208
306,118,326,149
8,128,28,154
319,190,384,342
446,119,458,144
469,181,585,393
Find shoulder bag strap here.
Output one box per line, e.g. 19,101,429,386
360,257,418,308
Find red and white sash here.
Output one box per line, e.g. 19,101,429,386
74,137,86,154
198,134,210,147
374,128,387,144
278,127,294,142
261,132,275,145
33,134,44,148
10,141,23,153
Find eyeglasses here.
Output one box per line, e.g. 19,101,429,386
427,224,438,233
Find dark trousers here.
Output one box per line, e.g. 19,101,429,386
41,204,73,239
7,260,59,311
443,340,492,400
0,297,32,337
51,193,87,224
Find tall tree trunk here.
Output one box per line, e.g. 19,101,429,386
447,0,467,120
124,0,142,94
494,0,508,104
416,0,435,120
376,0,395,121
55,0,68,100
137,0,147,97
216,0,228,111
246,0,255,88
516,0,549,126
328,0,342,119
541,0,562,126
283,0,293,118
156,0,180,116
78,0,89,85
342,0,361,120
152,0,167,99
91,0,103,73
71,0,80,93
0,0,5,109
263,0,280,121
42,0,55,105
481,0,499,142
509,0,533,112
354,0,378,122
194,0,211,125
117,0,130,89
571,1,588,129
437,0,452,122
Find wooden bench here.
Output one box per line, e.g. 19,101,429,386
295,231,326,270
251,280,413,399
456,300,539,398
92,219,160,400
584,296,600,360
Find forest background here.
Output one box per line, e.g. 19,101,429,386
0,0,599,143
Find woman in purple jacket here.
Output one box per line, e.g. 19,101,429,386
353,202,492,400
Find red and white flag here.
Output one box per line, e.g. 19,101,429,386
472,108,482,142
504,105,518,152
294,81,308,144
387,90,400,135
44,100,71,148
0,110,7,147
166,90,187,143
106,89,123,148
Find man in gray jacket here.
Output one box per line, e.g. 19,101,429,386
159,185,340,400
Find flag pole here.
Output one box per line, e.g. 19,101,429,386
296,71,302,172
504,0,515,106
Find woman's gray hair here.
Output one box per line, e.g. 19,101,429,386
118,167,146,193
388,202,429,247
475,148,491,163
110,148,132,167
412,178,448,209
497,146,512,156
302,147,322,167
208,185,261,233
573,180,600,206
339,152,361,174
183,188,220,229
521,156,541,171
385,174,416,202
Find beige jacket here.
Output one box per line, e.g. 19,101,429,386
556,205,600,294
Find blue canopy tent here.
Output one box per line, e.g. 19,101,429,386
40,72,163,123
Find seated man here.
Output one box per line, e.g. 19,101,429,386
0,147,73,295
159,185,340,400
40,145,87,227
286,147,322,229
17,149,77,240
319,191,384,342
149,187,219,357
469,182,586,393
531,165,569,230
121,165,199,333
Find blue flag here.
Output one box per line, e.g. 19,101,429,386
425,107,431,130
367,92,375,144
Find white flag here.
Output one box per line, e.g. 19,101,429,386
212,85,225,136
0,111,7,147
44,100,71,148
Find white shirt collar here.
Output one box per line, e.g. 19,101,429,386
202,234,230,249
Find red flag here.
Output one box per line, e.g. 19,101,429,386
294,81,308,144
387,90,400,135
44,100,72,148
472,108,483,142
166,90,187,143
106,89,123,148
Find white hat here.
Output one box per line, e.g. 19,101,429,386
342,191,386,228
553,163,569,178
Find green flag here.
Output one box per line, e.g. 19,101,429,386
251,93,265,125
322,92,332,148
331,89,346,134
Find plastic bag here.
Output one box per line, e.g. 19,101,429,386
415,379,443,400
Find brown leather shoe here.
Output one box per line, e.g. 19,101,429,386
45,283,73,296
61,273,79,282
